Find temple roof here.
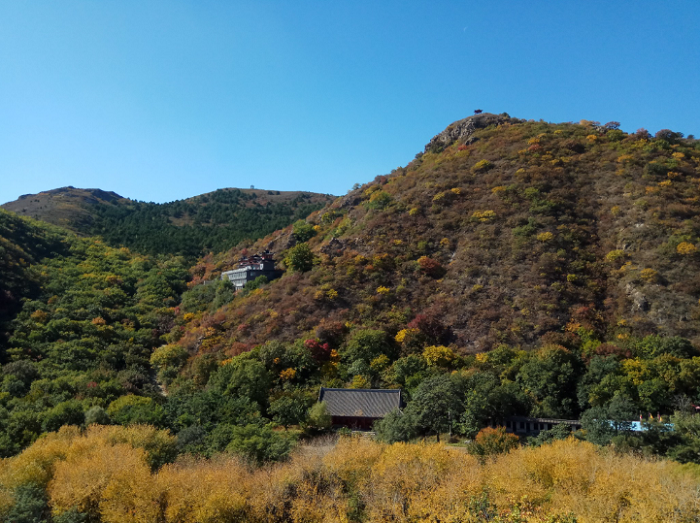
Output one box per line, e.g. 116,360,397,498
318,388,402,418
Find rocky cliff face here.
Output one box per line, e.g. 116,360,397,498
424,112,520,152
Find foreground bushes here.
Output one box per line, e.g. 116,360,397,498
2,425,700,522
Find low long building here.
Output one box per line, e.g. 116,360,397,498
318,388,402,430
501,416,582,436
220,250,283,289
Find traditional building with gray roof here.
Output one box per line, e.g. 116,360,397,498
318,388,402,430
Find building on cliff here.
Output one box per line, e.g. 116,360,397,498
220,250,283,289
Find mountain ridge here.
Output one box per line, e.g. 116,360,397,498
2,186,335,257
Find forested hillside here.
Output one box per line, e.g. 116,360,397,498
2,187,334,258
0,210,188,456
0,210,70,359
4,114,700,523
155,114,700,433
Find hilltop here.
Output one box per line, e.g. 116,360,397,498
2,187,127,230
2,187,335,257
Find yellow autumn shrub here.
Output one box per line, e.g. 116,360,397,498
3,427,700,523
677,242,697,255
423,345,455,367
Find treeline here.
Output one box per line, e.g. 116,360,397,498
158,322,700,464
2,426,700,523
89,189,331,257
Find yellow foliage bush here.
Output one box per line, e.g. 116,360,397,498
30,310,48,323
279,368,296,381
5,428,700,522
350,375,371,389
375,286,390,295
370,354,390,371
150,344,189,370
536,231,554,242
605,249,627,262
617,154,633,164
363,185,380,197
471,210,496,222
471,159,493,173
640,268,660,283
677,242,697,255
395,328,419,344
423,345,455,367
432,191,446,202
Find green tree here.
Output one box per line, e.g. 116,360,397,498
374,409,418,443
307,401,332,431
269,391,313,429
581,394,637,446
226,424,296,464
106,395,165,427
405,375,461,442
84,406,111,426
292,220,316,242
41,400,85,433
517,345,581,418
285,243,315,272
344,329,394,365
529,424,572,447
208,357,272,409
3,484,49,523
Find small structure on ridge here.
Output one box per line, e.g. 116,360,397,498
220,250,283,289
318,388,402,430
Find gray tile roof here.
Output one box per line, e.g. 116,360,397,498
318,388,402,418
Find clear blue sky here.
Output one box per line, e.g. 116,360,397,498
1,1,699,204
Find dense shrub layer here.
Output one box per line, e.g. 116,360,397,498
1,426,700,523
